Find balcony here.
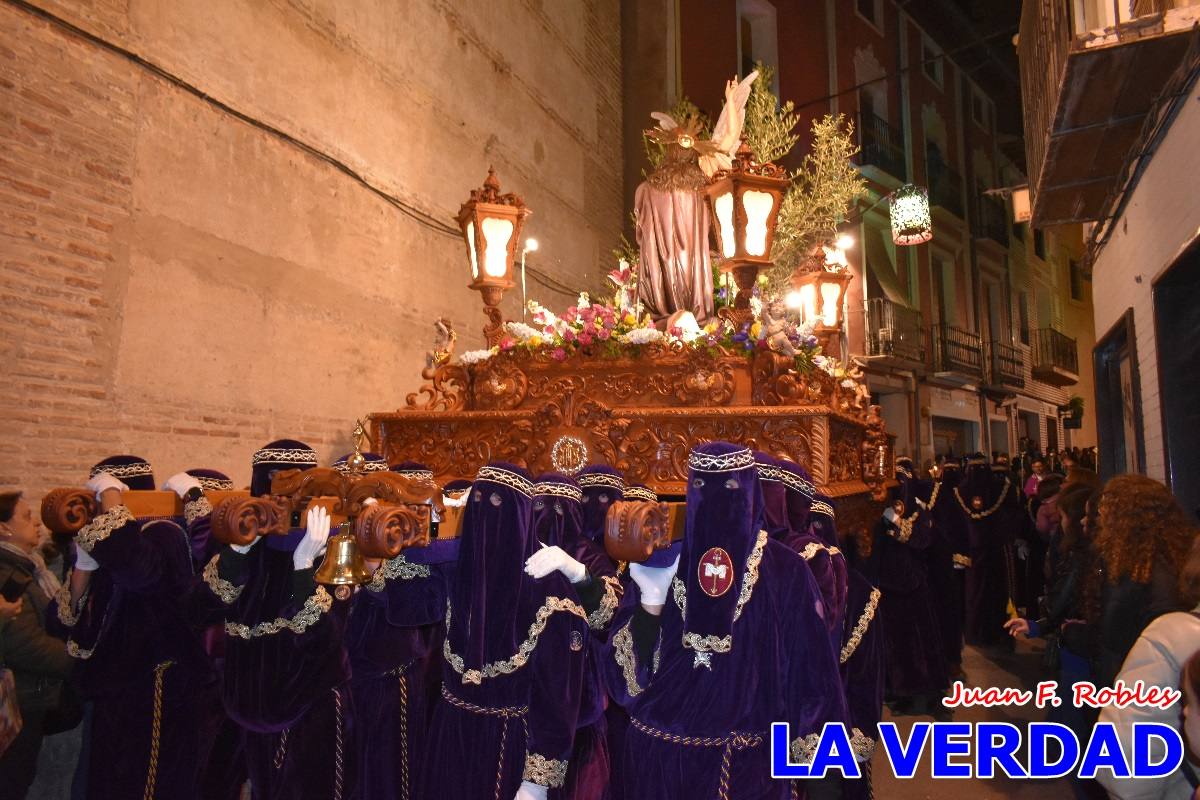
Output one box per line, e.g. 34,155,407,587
858,112,907,181
1031,328,1080,386
1018,0,1200,225
929,324,983,381
973,193,1009,246
865,298,924,365
986,341,1025,389
927,164,964,218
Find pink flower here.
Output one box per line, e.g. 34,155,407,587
551,347,567,362
668,326,682,338
499,337,516,351
578,332,594,346
608,266,633,287
563,329,577,342
597,328,611,340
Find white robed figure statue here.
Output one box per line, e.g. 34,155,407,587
634,71,757,324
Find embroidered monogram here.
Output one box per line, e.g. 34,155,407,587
364,554,431,592
522,753,568,787
76,505,136,552
443,596,586,684
840,588,881,663
203,555,244,604
225,587,332,639
674,530,768,659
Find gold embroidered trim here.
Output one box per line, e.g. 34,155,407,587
203,555,243,604
612,621,644,697
476,465,534,497
622,486,657,502
67,639,95,660
810,500,835,519
673,530,768,655
688,447,754,473
889,512,920,544
533,481,583,503
76,505,135,552
365,554,431,592
840,588,881,664
926,481,943,511
522,753,568,787
953,477,1012,520
443,596,587,685
798,541,842,561
183,497,213,527
90,462,151,479
55,577,82,627
225,586,332,639
790,733,821,765
577,472,623,490
952,553,972,568
587,575,622,630
252,447,317,465
850,727,875,762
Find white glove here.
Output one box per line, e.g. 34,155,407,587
73,543,100,572
882,507,898,524
85,473,127,502
1015,540,1030,561
524,544,587,584
162,472,202,499
514,781,548,800
629,555,680,606
294,505,331,571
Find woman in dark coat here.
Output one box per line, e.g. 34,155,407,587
0,490,73,798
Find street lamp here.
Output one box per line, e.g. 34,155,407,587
457,167,531,346
703,143,789,327
889,184,933,245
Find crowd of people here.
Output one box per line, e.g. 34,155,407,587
0,436,1196,799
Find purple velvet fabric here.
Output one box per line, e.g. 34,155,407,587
865,476,948,698
422,463,587,798
242,684,356,800
89,454,155,491
926,464,966,672
577,465,625,545
958,462,1019,647
346,542,449,800
60,513,220,798
250,439,317,498
839,567,885,800
601,442,846,798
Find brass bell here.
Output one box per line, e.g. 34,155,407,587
314,522,371,585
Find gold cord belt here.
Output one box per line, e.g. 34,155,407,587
629,717,763,800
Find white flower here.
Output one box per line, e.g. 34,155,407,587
620,327,664,345
841,378,857,389
505,321,541,342
459,348,495,365
576,292,591,308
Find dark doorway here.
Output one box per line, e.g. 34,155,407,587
1094,310,1144,480
1154,243,1200,520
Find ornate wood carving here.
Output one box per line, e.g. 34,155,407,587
211,497,291,547
40,489,96,535
270,468,349,507
355,502,430,559
604,500,671,563
346,472,443,518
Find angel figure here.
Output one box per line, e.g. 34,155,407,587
635,71,757,324
426,317,457,369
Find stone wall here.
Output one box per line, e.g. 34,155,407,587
0,0,622,496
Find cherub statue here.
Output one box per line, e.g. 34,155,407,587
427,317,457,369
760,300,796,358
635,72,758,324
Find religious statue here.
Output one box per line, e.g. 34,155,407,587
635,72,757,324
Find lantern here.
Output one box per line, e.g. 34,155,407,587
703,143,789,326
457,168,531,346
889,183,932,245
789,252,853,355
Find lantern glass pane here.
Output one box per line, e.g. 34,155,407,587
714,192,735,258
800,284,817,323
890,185,932,246
742,190,774,256
465,223,479,279
481,216,515,279
820,281,841,326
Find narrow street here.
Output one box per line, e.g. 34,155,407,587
872,638,1068,799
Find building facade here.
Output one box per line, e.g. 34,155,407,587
655,0,1097,469
1018,0,1200,511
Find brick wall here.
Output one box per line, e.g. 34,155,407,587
0,0,622,498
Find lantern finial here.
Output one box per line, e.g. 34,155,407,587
457,168,531,347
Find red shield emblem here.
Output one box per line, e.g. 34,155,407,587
698,547,734,598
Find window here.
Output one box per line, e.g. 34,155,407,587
737,0,778,84
1069,259,1085,301
1018,291,1030,344
922,35,943,88
1033,228,1046,260
856,0,883,31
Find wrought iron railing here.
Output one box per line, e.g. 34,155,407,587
986,341,1025,387
1031,327,1079,375
865,298,924,363
927,164,964,218
930,324,983,376
974,193,1009,245
858,111,907,180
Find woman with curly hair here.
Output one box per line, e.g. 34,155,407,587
1084,474,1197,689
